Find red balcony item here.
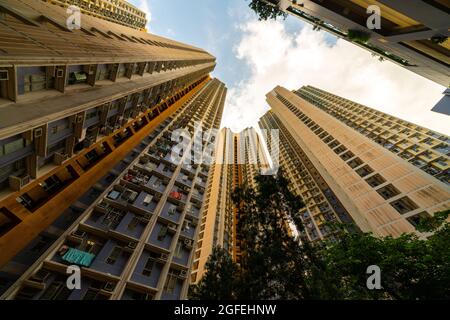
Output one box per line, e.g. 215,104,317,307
169,191,182,200
123,174,135,182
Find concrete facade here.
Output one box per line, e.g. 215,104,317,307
262,85,450,240
1,78,227,300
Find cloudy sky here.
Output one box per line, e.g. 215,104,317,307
129,0,448,135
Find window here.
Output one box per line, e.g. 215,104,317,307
106,246,122,265
328,140,340,149
81,240,97,254
174,242,183,259
347,157,363,169
434,158,448,167
356,165,373,177
334,145,347,154
163,274,177,294
340,150,354,161
142,258,154,276
40,281,72,300
422,137,435,146
130,290,153,300
376,184,400,200
15,286,40,300
365,174,386,188
4,139,25,155
406,212,431,229
433,144,450,155
86,110,99,120
83,288,105,300
390,197,419,214
0,70,8,81
127,217,140,230
157,226,168,241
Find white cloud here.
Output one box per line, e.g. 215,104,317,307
222,20,448,135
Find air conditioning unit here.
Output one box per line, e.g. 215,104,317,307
184,239,193,249
140,213,151,223
179,270,188,279
128,242,137,249
0,70,8,81
168,223,177,232
143,194,153,206
54,152,69,165
34,127,43,138
160,253,169,261
71,230,86,239
103,282,115,292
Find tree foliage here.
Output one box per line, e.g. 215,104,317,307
190,172,450,300
189,247,237,300
321,212,450,299
247,0,287,21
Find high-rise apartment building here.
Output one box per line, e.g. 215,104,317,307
269,0,449,87
191,127,270,282
260,112,358,242
41,0,148,30
1,77,227,300
261,85,450,240
0,0,224,299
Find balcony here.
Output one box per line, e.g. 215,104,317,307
194,176,206,188
180,218,197,239
172,239,192,266
409,158,427,168
105,187,138,209
176,172,193,187
15,269,115,300
160,269,186,300
136,156,157,174
433,143,450,155
132,191,159,214
122,169,150,187
145,176,168,194
113,211,148,239
52,231,104,267
130,250,166,289
191,188,204,204
168,188,188,204
88,239,133,277
155,163,174,179
160,202,182,223
148,222,175,250
185,204,201,218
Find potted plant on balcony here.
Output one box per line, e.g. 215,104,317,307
347,29,371,43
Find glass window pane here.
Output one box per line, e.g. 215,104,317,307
4,139,24,155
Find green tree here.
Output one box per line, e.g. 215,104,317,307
190,171,331,299
321,210,450,299
234,172,342,299
190,171,450,300
189,247,237,300
247,0,287,21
